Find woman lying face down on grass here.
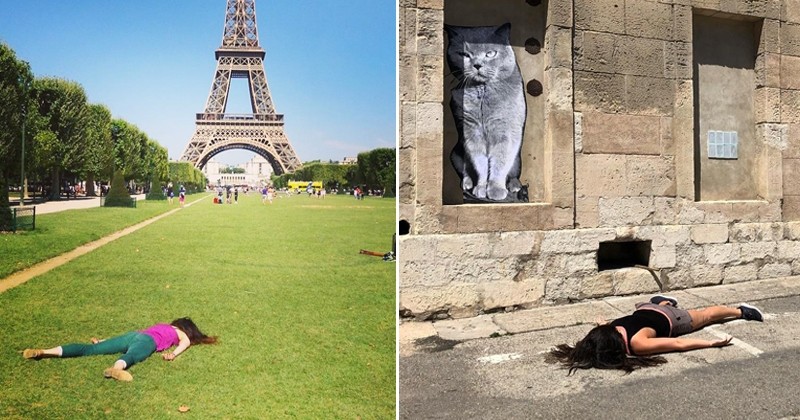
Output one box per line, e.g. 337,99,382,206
547,295,764,375
22,317,217,382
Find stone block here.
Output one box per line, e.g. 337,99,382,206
544,68,573,113
676,243,706,267
491,231,541,258
415,101,443,142
545,25,572,70
535,252,598,279
781,22,800,58
581,113,662,155
575,154,627,198
576,196,599,228
417,54,443,102
729,222,784,242
598,197,655,227
417,0,442,9
625,75,675,115
755,53,781,88
400,259,450,287
544,275,586,302
613,268,661,295
754,87,781,123
574,112,584,153
432,315,502,341
548,0,574,28
574,0,625,33
580,272,614,298
704,243,740,265
759,201,783,222
436,232,493,260
540,228,616,254
574,31,616,73
416,8,443,56
665,41,692,80
783,159,800,196
400,101,416,149
625,155,676,196
615,35,667,77
400,7,417,54
400,283,481,318
699,202,733,224
625,0,672,40
778,240,800,259
785,0,800,24
759,263,792,279
479,278,546,310
691,224,729,244
784,195,800,221
399,54,417,102
783,56,800,90
739,241,777,262
660,116,674,156
650,246,677,269
785,124,800,158
688,264,724,287
672,5,692,43
653,197,678,225
574,71,626,113
785,222,800,239
759,19,780,54
723,263,758,284
399,146,416,186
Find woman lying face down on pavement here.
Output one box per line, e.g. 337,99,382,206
547,295,764,375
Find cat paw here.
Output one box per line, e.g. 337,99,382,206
472,184,487,199
462,177,474,191
487,184,508,201
507,178,522,193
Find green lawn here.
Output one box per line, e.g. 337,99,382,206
0,192,396,419
0,195,206,279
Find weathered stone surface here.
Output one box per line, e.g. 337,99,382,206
625,155,675,196
574,30,616,73
613,268,661,295
480,279,546,310
574,71,625,113
432,315,502,341
535,252,597,279
580,272,614,299
650,246,677,269
399,55,417,102
781,22,800,57
576,154,626,198
759,263,792,279
783,55,800,91
400,284,480,316
704,243,740,265
625,0,672,40
785,0,800,24
691,224,729,244
545,68,573,112
616,35,667,77
729,223,783,242
576,196,599,228
739,242,777,262
416,8,443,56
672,5,692,43
724,263,758,284
574,0,625,33
545,25,572,70
581,113,662,155
625,76,675,115
778,240,800,259
489,231,541,258
781,90,800,124
783,195,800,222
598,197,655,227
417,54,443,102
755,53,781,88
754,88,781,124
540,229,616,254
544,276,585,302
416,0,442,9
784,159,800,196
548,0,574,28
785,222,800,240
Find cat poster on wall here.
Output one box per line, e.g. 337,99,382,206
445,23,528,203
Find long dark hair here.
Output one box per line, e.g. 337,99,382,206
171,317,218,345
546,325,666,375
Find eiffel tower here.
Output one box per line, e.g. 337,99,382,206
180,0,301,174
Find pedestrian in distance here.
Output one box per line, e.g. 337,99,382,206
547,295,764,375
167,183,174,205
234,187,239,204
22,317,218,382
179,185,186,208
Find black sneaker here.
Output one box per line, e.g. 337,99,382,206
650,295,678,307
739,304,764,322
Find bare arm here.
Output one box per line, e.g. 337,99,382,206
631,336,732,355
162,329,191,361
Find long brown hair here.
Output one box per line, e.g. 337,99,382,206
546,325,666,375
171,317,218,345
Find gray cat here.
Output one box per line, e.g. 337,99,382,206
445,23,526,202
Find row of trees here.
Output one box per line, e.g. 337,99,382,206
1,43,188,227
271,147,396,196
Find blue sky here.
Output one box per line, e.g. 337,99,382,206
0,0,397,165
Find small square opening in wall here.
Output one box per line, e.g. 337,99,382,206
707,130,738,159
597,240,652,271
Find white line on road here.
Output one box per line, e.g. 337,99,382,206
478,353,522,364
706,326,764,357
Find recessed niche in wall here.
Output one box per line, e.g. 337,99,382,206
442,1,546,205
597,240,652,271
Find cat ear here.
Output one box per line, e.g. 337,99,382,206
494,22,512,40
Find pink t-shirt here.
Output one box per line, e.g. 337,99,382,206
140,324,180,352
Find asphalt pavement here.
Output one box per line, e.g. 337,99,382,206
399,276,800,419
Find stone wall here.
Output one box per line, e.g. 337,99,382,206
399,0,800,319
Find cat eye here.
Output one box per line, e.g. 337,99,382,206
457,52,471,58
485,50,497,58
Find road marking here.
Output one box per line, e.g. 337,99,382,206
478,353,522,364
706,326,764,357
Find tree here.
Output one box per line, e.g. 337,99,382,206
357,148,396,196
32,77,89,200
104,169,133,207
0,43,33,229
82,103,113,196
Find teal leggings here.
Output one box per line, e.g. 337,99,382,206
61,332,156,368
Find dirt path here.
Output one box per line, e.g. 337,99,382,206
0,196,207,294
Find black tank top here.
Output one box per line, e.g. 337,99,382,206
610,310,671,355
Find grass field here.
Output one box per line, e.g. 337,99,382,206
0,192,396,419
